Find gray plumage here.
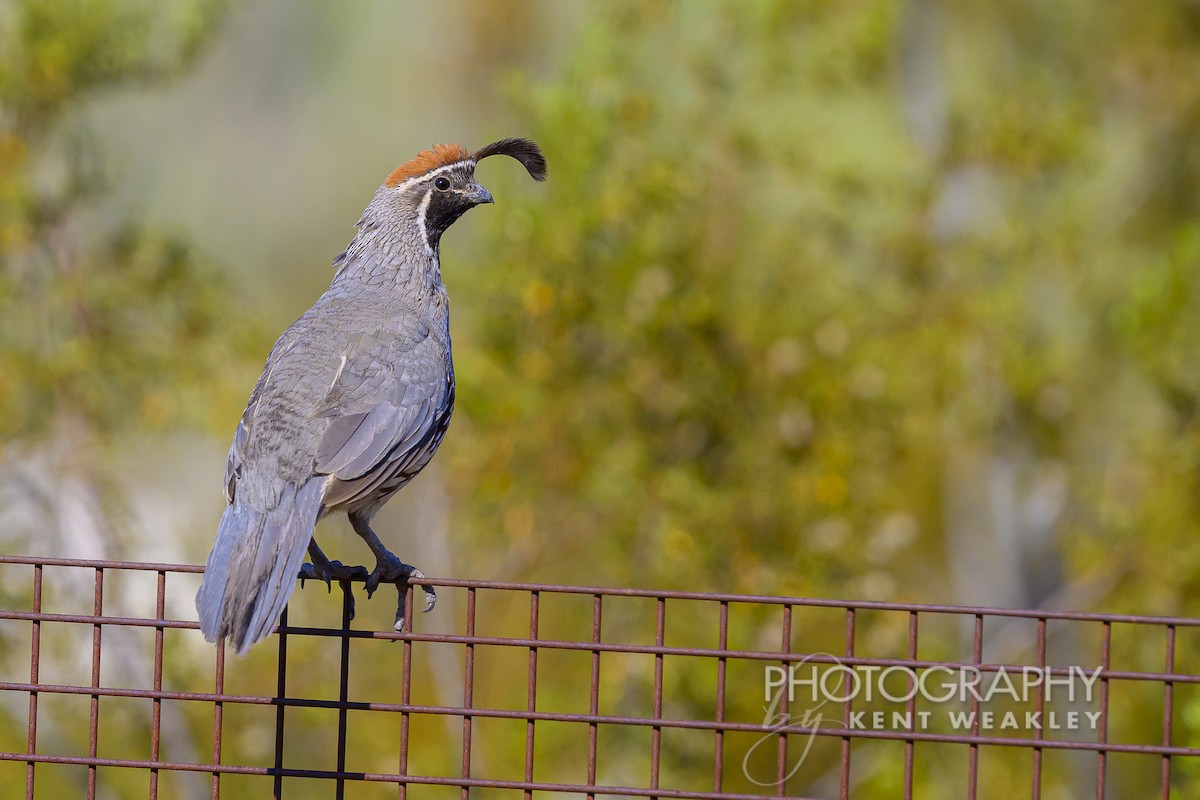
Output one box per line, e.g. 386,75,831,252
197,138,547,653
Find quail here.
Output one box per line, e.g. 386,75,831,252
196,138,547,653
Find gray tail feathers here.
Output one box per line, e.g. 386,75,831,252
196,478,325,654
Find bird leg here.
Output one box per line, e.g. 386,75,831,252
299,538,370,587
348,513,437,630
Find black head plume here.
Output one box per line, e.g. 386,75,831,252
474,138,548,181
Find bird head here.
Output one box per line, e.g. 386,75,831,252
379,138,547,250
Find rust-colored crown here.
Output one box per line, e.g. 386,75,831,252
384,138,547,188
384,144,472,187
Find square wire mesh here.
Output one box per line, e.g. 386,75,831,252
0,554,1197,799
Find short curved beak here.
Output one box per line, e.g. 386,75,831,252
464,183,494,205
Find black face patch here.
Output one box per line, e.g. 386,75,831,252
423,188,474,243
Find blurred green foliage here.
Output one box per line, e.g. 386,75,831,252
448,2,1200,794
452,0,1200,611
2,0,1199,797
0,0,250,444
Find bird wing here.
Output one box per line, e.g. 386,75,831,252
313,322,453,508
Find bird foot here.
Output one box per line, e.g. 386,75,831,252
299,560,370,620
299,559,369,590
364,552,437,631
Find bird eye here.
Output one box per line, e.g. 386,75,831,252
434,177,451,191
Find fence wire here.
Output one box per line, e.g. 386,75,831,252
0,554,1197,799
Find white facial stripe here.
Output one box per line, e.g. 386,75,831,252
390,160,476,193
415,187,434,257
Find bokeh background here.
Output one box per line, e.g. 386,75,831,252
2,0,1200,797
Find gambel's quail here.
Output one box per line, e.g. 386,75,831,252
196,138,547,653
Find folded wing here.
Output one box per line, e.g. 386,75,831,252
314,330,453,511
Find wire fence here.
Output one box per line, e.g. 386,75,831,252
0,554,1197,799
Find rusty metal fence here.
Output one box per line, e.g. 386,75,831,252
0,554,1197,799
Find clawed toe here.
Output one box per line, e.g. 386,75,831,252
361,557,437,631
299,560,368,590
298,560,331,590
365,554,423,598
415,573,437,613
394,576,437,632
298,560,370,620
